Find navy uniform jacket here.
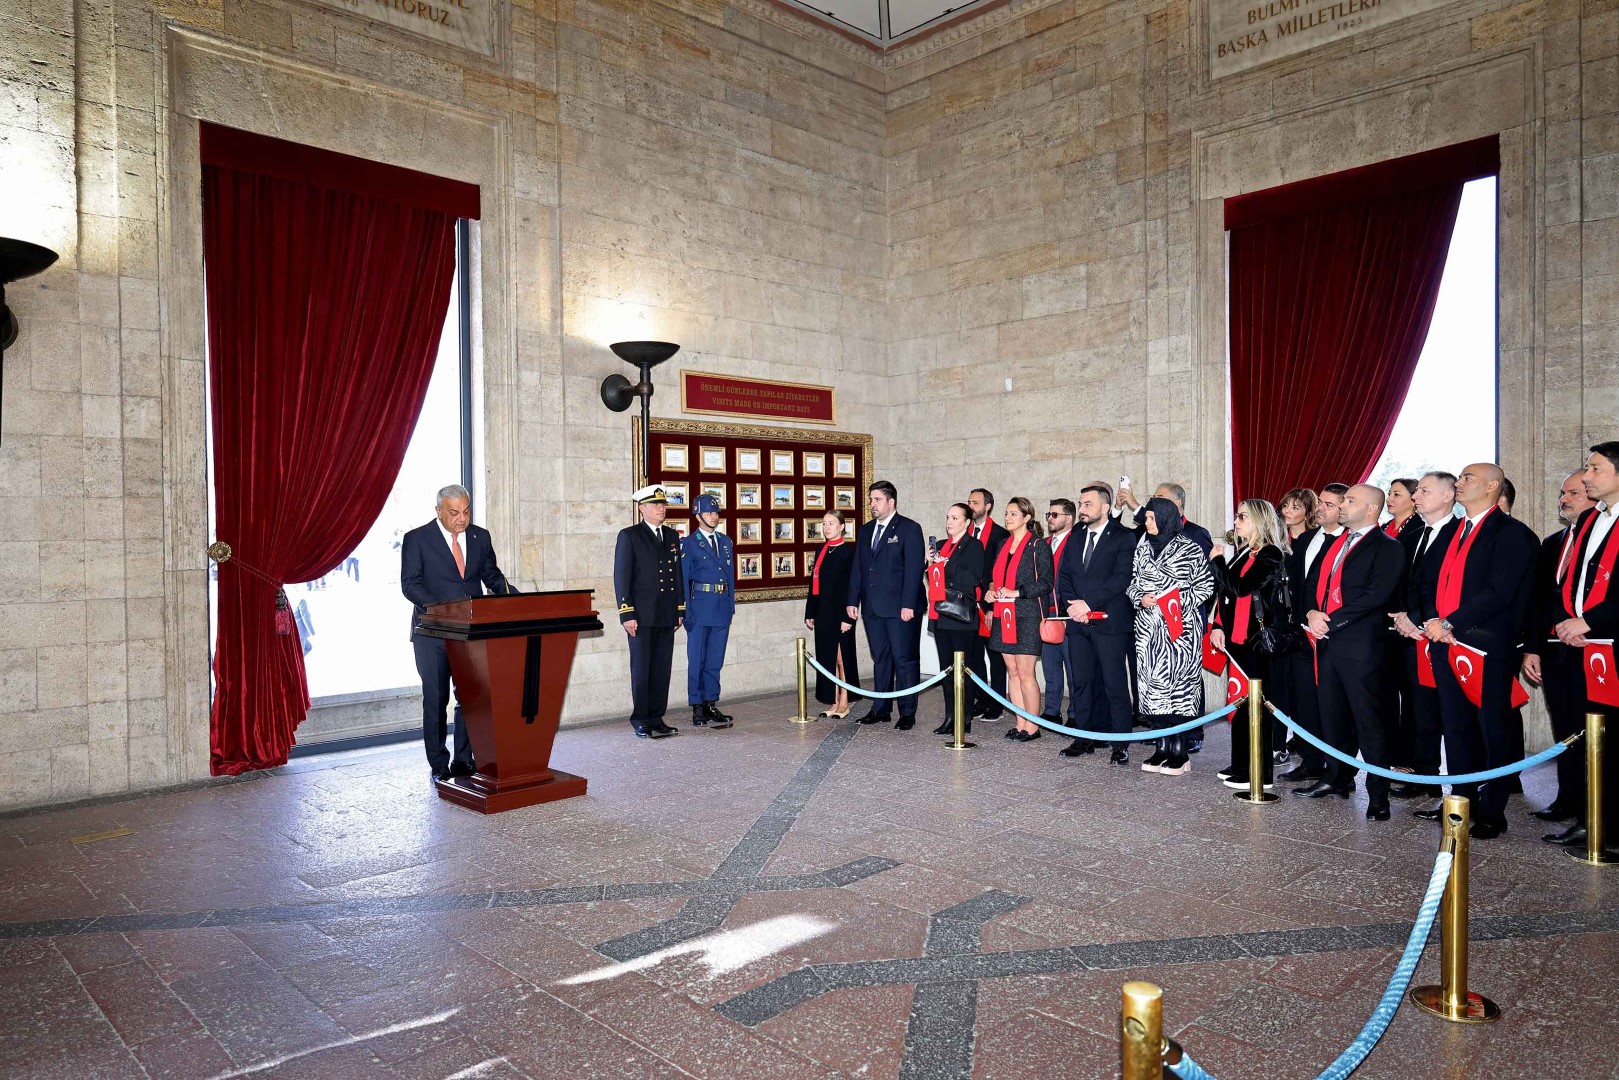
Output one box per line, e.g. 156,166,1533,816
681,529,736,627
614,522,686,627
401,521,509,639
847,514,926,618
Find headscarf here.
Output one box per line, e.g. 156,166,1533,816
1144,496,1184,555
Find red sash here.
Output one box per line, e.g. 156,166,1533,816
1323,532,1362,615
811,538,843,596
1437,508,1495,619
1383,518,1401,538
1231,550,1258,645
926,537,956,620
992,532,1032,645
1314,532,1348,609
1562,511,1619,618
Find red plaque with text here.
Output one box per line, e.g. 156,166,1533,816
681,370,836,425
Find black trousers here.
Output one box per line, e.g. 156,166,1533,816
1388,636,1418,767
1432,641,1517,824
934,623,984,724
1543,643,1589,813
414,636,472,771
1399,644,1444,777
1226,641,1272,781
865,614,923,719
972,632,1008,713
628,623,676,728
1068,630,1133,735
1277,647,1326,771
1317,644,1390,796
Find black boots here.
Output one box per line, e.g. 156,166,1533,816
693,702,733,729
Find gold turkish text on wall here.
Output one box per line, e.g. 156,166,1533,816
1208,0,1456,78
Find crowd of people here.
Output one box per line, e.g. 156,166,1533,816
820,443,1619,843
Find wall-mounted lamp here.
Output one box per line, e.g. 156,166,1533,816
601,341,679,484
0,238,62,448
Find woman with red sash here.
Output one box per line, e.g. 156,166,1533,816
1208,499,1289,791
989,497,1055,742
927,503,986,735
1383,478,1419,538
804,510,858,718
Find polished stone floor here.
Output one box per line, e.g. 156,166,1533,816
1,693,1615,1079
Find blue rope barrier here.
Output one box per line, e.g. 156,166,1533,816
1267,701,1576,785
967,671,1239,741
1166,850,1454,1080
804,654,950,699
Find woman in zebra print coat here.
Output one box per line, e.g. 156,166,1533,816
1128,496,1214,776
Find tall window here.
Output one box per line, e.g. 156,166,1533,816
208,221,475,702
1366,177,1498,489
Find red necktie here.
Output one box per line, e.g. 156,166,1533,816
452,533,466,577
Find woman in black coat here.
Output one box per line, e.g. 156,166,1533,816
804,509,859,717
1209,498,1291,789
927,502,986,735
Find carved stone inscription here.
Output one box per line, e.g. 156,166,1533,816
312,0,497,56
1208,0,1454,78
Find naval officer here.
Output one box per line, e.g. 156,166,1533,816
614,485,685,739
682,494,736,728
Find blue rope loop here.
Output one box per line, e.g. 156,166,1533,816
967,670,1238,740
1267,701,1574,785
1165,850,1454,1080
803,653,951,699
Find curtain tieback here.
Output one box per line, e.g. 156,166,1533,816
208,541,293,635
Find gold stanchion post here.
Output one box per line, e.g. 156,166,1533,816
1234,678,1277,803
1120,981,1164,1080
1410,794,1500,1023
789,638,814,724
1570,712,1618,865
944,651,975,750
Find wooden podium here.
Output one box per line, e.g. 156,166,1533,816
415,591,602,813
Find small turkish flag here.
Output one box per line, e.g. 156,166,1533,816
1201,630,1227,675
1447,642,1485,708
1510,676,1530,709
1226,655,1250,706
1586,639,1619,707
1416,640,1436,688
1156,588,1184,641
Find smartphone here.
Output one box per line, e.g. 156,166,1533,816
1119,475,1131,491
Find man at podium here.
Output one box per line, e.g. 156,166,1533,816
401,484,510,781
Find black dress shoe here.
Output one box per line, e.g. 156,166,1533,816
1366,801,1391,821
448,761,475,778
1532,803,1575,822
1041,712,1061,724
895,716,916,730
691,705,712,727
858,713,891,725
1412,806,1444,820
430,766,451,782
1187,737,1203,755
1060,738,1095,757
1294,780,1351,799
1110,747,1129,766
1278,765,1323,783
1388,782,1441,800
706,701,734,724
980,709,1004,721
933,718,953,735
1004,727,1020,740
1470,820,1506,840
1543,823,1587,846
632,726,652,739
1015,729,1041,742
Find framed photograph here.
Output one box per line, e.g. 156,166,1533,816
661,443,689,472
669,518,690,537
803,486,826,510
805,518,825,543
772,519,796,543
834,453,856,478
834,487,857,510
771,449,796,475
802,452,826,477
737,518,763,544
700,482,726,505
736,448,763,475
737,483,763,509
772,552,798,578
662,482,689,508
699,446,728,473
738,554,763,580
770,484,795,510
714,518,727,534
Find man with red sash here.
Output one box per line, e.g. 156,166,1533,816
1276,484,1347,784
1294,485,1404,820
1539,442,1619,847
1415,463,1539,839
1519,470,1595,830
1389,471,1459,803
1040,498,1079,732
967,488,1009,720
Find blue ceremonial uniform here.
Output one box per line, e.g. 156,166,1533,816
682,525,736,706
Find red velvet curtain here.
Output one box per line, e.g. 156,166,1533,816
202,140,461,775
1227,138,1497,504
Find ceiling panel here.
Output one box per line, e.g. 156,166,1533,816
772,0,1000,47
886,0,961,37
781,0,882,38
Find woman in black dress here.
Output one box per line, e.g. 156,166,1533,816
927,502,986,735
989,497,1054,742
1208,498,1289,789
804,510,858,718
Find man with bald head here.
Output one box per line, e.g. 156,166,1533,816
1412,463,1538,839
1294,484,1405,818
1521,470,1597,827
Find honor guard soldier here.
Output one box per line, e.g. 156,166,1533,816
614,485,685,739
682,494,736,728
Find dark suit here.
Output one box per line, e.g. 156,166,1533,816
614,522,686,732
848,513,926,719
1393,516,1449,779
1313,528,1404,795
1276,527,1338,772
930,535,985,725
401,520,510,772
971,519,1010,712
1415,509,1539,826
1056,520,1136,735
1528,527,1583,810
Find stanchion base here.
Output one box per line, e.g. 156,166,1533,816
1409,985,1501,1023
944,740,976,750
1233,791,1279,803
1565,846,1619,865
788,716,817,724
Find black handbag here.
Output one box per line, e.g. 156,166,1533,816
1254,565,1304,655
935,589,975,624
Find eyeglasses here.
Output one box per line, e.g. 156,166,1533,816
1045,511,1065,517
1233,512,1249,520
